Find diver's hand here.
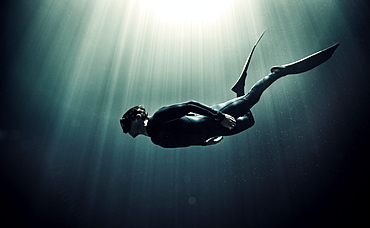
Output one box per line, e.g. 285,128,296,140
220,114,236,130
205,136,224,145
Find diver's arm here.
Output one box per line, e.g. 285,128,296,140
152,100,226,124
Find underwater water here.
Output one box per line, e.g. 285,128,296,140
1,0,369,227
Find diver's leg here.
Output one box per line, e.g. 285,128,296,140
213,71,281,117
217,43,340,116
241,72,281,107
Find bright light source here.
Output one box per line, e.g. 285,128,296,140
140,0,231,23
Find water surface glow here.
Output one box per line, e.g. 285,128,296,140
2,0,369,227
140,0,232,23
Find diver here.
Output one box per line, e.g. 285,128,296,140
120,33,339,148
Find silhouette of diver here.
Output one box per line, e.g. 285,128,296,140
120,32,339,148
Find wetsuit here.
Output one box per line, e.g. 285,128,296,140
146,72,280,148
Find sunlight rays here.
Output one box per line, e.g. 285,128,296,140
139,0,232,24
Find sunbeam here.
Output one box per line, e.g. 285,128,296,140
140,0,232,24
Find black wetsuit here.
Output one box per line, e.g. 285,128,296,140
146,72,280,148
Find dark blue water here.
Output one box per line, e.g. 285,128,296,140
1,0,369,227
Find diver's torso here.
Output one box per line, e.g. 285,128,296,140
147,115,216,148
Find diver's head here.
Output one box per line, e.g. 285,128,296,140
120,105,148,138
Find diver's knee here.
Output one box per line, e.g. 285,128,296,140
237,112,255,128
243,90,260,104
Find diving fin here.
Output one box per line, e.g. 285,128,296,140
231,30,266,97
270,43,340,75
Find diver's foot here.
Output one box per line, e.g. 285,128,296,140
270,65,291,76
270,64,299,77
